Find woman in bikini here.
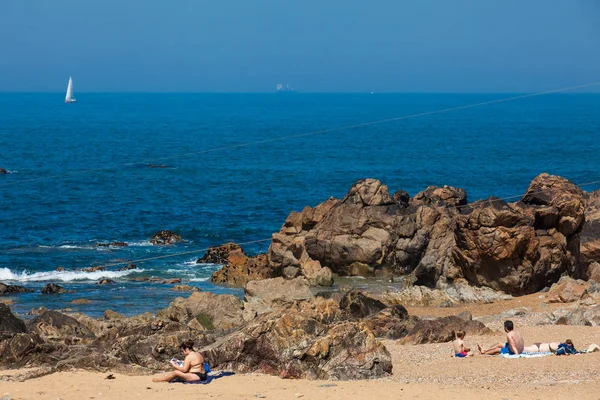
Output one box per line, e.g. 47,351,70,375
152,340,207,383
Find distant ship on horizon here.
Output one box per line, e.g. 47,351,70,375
276,83,296,93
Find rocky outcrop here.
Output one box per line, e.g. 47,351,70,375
41,283,70,294
581,190,600,276
26,310,96,344
157,292,244,331
0,282,34,295
0,168,8,174
545,277,589,303
96,242,128,247
0,304,26,340
201,299,392,380
211,250,275,286
548,306,600,326
197,242,243,264
266,174,586,295
150,230,183,245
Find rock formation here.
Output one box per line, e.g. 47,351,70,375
264,174,586,295
150,230,183,245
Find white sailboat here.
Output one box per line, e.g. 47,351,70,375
65,77,76,103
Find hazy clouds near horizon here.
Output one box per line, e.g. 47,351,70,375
1,0,598,93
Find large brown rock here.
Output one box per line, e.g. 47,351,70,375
0,304,26,340
201,299,392,380
0,282,34,295
150,230,182,245
197,242,243,264
267,174,586,295
211,251,275,286
244,277,314,307
26,310,96,344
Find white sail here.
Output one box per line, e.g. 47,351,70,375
65,77,76,103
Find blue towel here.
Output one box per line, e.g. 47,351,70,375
171,371,235,385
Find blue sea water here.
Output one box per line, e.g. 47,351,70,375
1,92,599,317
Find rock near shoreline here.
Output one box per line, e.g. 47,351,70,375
207,173,593,297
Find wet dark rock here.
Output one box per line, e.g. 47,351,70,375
171,284,200,292
150,230,182,245
119,263,137,271
0,282,34,295
97,279,116,285
0,168,8,174
0,304,26,340
197,242,243,264
82,266,105,272
41,283,70,295
96,242,128,247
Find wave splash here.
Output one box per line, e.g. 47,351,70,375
0,267,143,282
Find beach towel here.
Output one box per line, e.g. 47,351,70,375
500,352,553,359
170,371,235,385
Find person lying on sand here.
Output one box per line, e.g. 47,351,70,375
478,320,524,356
453,330,473,357
523,339,577,355
152,340,207,383
523,342,560,353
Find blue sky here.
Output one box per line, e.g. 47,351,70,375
0,0,598,92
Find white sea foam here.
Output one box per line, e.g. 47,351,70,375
188,277,209,282
0,267,143,282
128,241,154,247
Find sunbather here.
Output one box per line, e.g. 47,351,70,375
152,340,207,383
478,320,524,355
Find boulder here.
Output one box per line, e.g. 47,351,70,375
0,168,8,174
553,306,600,326
588,262,600,282
119,264,137,271
201,299,392,380
339,290,388,318
150,230,183,245
0,304,26,340
26,310,96,344
545,277,589,303
211,252,274,286
197,242,243,264
171,284,200,292
267,174,586,295
0,282,34,295
104,310,125,320
41,283,70,294
96,242,128,247
0,333,44,366
401,315,492,344
97,278,116,285
244,277,314,307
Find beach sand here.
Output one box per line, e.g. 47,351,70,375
2,294,599,400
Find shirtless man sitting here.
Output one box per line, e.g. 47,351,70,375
478,320,524,356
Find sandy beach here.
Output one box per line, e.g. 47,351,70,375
2,294,599,400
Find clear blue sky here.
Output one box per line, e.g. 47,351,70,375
1,0,598,92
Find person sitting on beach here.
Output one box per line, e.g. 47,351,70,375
478,320,524,356
453,330,473,358
152,340,207,383
556,339,577,355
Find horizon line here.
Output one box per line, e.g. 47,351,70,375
1,91,599,95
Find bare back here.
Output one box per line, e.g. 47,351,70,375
453,339,465,354
507,330,524,354
184,351,205,373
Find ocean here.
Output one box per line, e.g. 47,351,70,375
1,92,599,318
